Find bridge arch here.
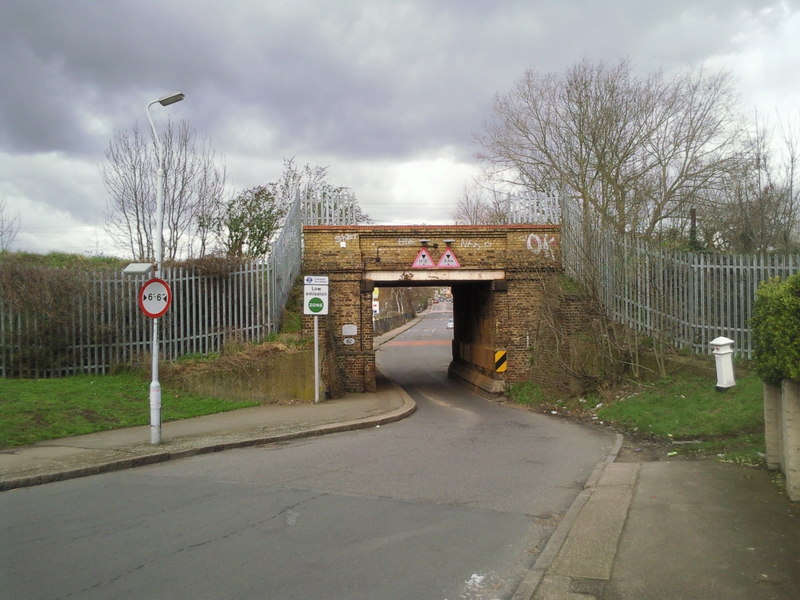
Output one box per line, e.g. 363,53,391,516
302,225,562,396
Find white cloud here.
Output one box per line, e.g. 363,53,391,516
0,151,109,253
331,152,482,225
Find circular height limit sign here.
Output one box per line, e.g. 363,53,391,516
138,278,172,318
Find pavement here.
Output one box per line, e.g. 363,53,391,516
2,339,799,598
0,320,424,493
515,444,800,600
0,378,415,492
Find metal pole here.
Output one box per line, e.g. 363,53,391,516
149,162,166,444
314,315,320,403
149,131,165,445
146,103,166,445
143,92,184,445
150,315,161,444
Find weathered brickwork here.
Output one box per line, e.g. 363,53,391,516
303,225,563,395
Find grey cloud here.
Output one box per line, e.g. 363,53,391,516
3,0,782,157
1,0,797,252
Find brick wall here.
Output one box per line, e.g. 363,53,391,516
303,225,563,394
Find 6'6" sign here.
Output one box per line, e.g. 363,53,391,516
138,278,173,318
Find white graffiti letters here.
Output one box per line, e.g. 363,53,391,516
526,234,558,259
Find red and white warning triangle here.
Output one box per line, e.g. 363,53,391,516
412,247,436,268
437,247,461,268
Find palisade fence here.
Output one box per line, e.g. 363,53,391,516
504,191,561,224
301,190,361,225
39,260,276,378
561,200,800,359
1,188,363,378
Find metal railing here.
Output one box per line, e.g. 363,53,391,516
0,189,362,377
561,199,800,358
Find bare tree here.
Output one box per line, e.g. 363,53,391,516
278,158,329,203
102,120,226,261
161,121,227,259
281,157,370,224
0,196,20,251
478,59,744,237
696,113,800,253
453,182,492,224
453,180,526,225
773,112,800,250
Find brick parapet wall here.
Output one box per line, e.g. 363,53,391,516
303,225,561,273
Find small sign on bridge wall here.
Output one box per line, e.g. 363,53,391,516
495,350,507,373
436,247,461,268
411,246,462,268
412,247,436,268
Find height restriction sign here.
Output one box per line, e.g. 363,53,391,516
138,278,172,318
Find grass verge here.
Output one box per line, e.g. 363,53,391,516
508,371,766,466
0,372,258,449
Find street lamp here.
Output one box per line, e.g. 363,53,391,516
145,90,184,444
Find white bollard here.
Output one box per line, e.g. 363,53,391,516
710,336,736,390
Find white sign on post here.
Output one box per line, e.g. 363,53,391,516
304,275,329,404
138,278,172,318
304,275,329,286
304,284,329,315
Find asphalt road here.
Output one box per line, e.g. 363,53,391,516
1,307,615,600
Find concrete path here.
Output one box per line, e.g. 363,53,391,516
519,446,800,600
0,381,414,491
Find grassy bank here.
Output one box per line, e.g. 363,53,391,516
0,373,258,449
508,371,766,466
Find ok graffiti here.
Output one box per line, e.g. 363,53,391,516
526,233,559,259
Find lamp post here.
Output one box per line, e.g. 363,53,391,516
145,91,184,444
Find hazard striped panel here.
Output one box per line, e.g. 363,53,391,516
494,350,507,373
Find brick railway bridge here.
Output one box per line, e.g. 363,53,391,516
302,224,563,396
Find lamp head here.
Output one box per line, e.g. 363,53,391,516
158,91,185,106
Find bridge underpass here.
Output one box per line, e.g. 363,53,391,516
302,225,562,396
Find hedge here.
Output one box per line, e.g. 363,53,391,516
751,273,800,384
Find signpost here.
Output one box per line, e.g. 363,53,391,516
304,276,329,402
136,277,173,444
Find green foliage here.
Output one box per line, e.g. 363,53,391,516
0,251,125,269
507,371,765,462
751,274,800,384
280,311,302,334
218,185,288,258
654,226,710,253
507,382,548,405
0,261,100,376
0,373,257,448
597,373,764,439
556,274,581,294
279,277,305,334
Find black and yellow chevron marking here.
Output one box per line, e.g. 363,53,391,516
494,350,507,373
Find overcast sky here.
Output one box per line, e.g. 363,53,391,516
2,0,799,256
